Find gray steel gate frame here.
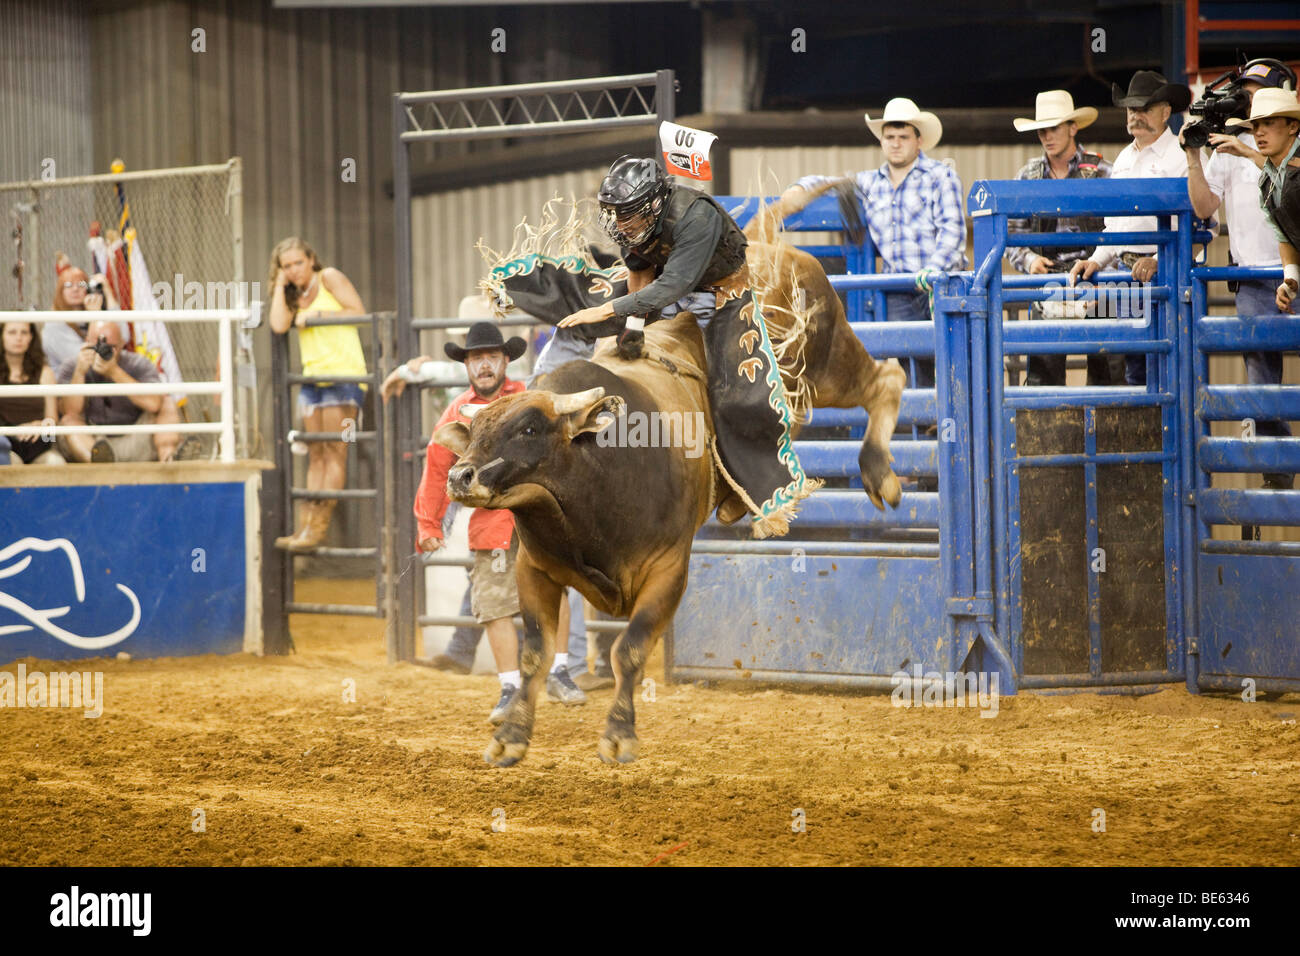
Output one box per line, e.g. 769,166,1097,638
389,71,677,663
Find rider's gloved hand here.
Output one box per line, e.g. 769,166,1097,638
617,316,646,360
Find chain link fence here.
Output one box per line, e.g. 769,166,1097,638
0,160,244,431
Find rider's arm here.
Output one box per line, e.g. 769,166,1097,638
610,201,724,318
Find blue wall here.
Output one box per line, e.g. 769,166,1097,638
0,482,247,664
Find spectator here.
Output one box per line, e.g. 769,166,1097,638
784,96,966,390
1231,87,1300,310
267,237,368,552
412,322,587,723
0,321,64,465
1069,71,1192,385
1187,62,1298,500
55,320,192,463
44,252,126,373
1007,90,1117,386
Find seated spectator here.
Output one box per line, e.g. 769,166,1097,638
0,321,65,465
56,320,195,463
44,252,126,373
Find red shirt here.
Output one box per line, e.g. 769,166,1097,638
414,379,526,553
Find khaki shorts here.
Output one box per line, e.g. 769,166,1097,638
469,540,520,624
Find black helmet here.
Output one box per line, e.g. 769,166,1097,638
597,155,670,246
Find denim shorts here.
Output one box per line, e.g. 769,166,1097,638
299,382,364,417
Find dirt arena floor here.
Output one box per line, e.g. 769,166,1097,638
2,578,1297,867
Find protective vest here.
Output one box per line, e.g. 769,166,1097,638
1020,151,1107,248
631,185,748,287
1262,163,1300,251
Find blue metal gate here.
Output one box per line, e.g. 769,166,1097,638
670,178,1300,694
1187,265,1300,694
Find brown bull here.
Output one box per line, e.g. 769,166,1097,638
434,315,715,766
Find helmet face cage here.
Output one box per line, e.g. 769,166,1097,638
597,158,668,246
600,188,666,247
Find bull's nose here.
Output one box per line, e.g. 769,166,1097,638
447,463,475,493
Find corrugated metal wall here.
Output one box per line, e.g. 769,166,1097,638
0,0,93,182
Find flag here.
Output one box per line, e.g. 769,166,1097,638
659,121,717,181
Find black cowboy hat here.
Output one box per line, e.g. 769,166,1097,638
444,321,527,363
1112,70,1192,113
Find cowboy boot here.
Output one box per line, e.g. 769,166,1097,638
275,501,321,551
282,499,337,553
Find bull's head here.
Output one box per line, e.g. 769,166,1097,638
432,387,625,510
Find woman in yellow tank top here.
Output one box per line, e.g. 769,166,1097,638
267,237,368,551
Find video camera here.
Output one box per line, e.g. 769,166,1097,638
1183,57,1297,150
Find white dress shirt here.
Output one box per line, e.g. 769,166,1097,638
1089,127,1189,267
1204,132,1282,267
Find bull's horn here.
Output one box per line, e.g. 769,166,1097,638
550,387,605,416
462,403,485,419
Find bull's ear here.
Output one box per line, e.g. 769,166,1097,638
564,394,626,440
432,420,471,457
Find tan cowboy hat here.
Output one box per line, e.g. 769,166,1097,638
865,98,943,152
1226,87,1300,129
1013,90,1098,132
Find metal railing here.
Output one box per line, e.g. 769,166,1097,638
0,308,246,461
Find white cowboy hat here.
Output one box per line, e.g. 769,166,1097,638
1013,90,1098,132
1226,87,1300,128
865,98,943,152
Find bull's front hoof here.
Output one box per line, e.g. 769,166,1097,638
597,729,640,765
484,724,531,768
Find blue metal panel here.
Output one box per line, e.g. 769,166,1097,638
806,390,936,427
795,440,935,477
967,177,1193,218
1196,489,1300,527
1197,554,1300,682
1195,316,1300,351
1197,385,1300,421
1197,437,1300,472
674,553,945,678
0,483,247,664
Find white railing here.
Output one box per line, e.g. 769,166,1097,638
0,308,249,462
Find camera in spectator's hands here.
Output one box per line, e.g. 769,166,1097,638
92,335,114,361
1184,57,1298,150
1183,74,1250,149
87,277,104,296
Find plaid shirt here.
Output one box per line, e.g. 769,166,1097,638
1006,147,1113,273
795,152,966,274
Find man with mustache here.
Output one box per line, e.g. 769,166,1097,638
408,322,587,723
1069,71,1192,385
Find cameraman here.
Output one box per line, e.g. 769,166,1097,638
1184,60,1297,494
56,320,187,463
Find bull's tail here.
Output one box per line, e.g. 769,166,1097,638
742,178,863,245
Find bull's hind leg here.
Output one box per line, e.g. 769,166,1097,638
809,302,905,510
484,552,562,768
599,564,688,765
857,356,906,510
